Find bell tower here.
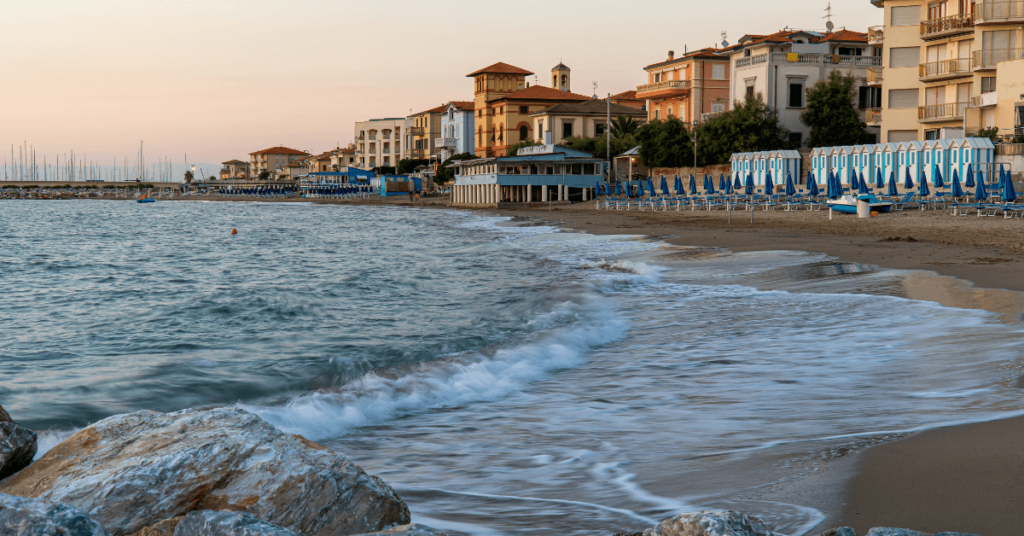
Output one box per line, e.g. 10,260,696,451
551,62,571,92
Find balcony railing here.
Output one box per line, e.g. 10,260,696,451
920,14,974,38
636,80,691,93
737,53,881,69
409,127,425,136
868,25,884,44
976,1,1024,22
701,111,725,122
918,102,969,121
435,138,457,148
970,92,999,107
973,48,1024,69
865,108,883,125
919,58,973,79
736,54,769,69
867,67,883,85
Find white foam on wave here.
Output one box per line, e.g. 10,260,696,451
34,427,81,460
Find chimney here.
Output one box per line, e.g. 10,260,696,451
668,50,675,61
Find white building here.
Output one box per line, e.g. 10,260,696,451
437,101,476,162
354,118,413,170
726,29,883,147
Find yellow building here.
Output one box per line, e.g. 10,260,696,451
468,62,593,158
249,147,310,178
871,0,1024,142
219,160,249,180
408,105,447,160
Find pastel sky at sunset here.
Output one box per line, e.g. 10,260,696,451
1,0,881,165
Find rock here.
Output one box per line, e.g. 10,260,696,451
816,529,856,536
933,533,980,536
131,516,186,536
0,491,110,535
350,524,450,536
642,511,778,536
0,407,38,480
864,530,927,536
0,408,409,536
172,511,299,536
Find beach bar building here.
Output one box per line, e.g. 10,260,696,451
451,144,605,206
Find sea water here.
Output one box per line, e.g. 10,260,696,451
2,200,1023,535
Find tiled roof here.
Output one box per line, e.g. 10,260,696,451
610,90,640,101
448,100,475,111
814,30,869,43
531,100,647,116
250,146,309,156
466,62,534,77
488,85,592,102
644,47,729,70
552,62,570,71
413,103,450,116
221,159,248,165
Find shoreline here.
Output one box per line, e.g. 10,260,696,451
9,195,1024,534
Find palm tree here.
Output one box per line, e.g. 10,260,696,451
610,115,640,138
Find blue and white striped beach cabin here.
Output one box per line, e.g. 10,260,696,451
949,137,997,184
851,145,871,184
809,147,828,185
768,150,801,185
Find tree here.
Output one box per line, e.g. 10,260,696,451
634,118,693,168
435,152,475,185
505,139,541,156
976,127,1000,143
183,170,194,183
398,158,430,174
696,94,794,166
801,71,875,148
372,166,396,176
258,171,270,181
610,115,641,138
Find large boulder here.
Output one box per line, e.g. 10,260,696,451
0,403,38,481
0,408,409,536
815,529,856,536
172,511,298,536
643,511,778,536
350,524,449,536
0,492,110,536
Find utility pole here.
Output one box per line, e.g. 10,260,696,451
606,93,611,184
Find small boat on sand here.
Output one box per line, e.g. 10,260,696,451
827,194,892,214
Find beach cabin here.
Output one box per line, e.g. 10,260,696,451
852,145,870,186
875,143,893,186
452,144,605,205
768,150,801,187
810,147,828,186
951,137,997,184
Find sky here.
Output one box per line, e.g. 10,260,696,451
0,0,882,167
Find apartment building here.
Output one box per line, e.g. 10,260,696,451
468,62,593,158
219,160,249,180
726,29,881,146
249,147,310,178
636,48,732,125
872,0,1024,142
409,105,447,160
529,100,647,145
332,146,357,170
438,101,476,161
354,118,412,169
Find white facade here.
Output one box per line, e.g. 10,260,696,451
438,103,475,161
354,118,413,170
728,32,882,147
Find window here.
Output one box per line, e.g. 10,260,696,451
924,129,939,140
888,89,919,109
981,77,996,93
583,163,595,175
519,125,528,142
537,120,544,139
746,85,755,99
654,109,661,119
927,1,947,21
562,122,574,139
712,103,725,114
888,130,918,143
859,87,881,109
837,47,862,56
667,106,674,118
520,106,528,114
891,5,921,26
788,82,804,108
789,132,803,146
712,64,726,80
595,122,606,135
889,47,921,68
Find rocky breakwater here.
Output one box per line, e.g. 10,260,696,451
0,403,38,480
0,407,412,536
614,511,980,536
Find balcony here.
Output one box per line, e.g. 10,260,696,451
636,80,691,98
920,14,974,39
736,53,881,70
868,25,884,45
970,92,999,107
865,108,883,126
436,138,457,148
919,58,973,80
867,67,883,86
973,48,1024,70
976,1,1024,23
701,111,725,123
918,102,969,122
409,127,425,136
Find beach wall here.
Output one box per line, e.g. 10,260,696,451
647,164,731,178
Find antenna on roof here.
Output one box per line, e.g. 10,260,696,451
824,2,835,32
721,31,729,48
592,81,598,99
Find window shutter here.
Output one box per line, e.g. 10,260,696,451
887,130,919,143
888,89,920,109
891,6,921,26
889,47,921,68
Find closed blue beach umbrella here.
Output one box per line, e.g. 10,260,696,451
933,165,944,188
765,170,774,195
951,171,964,198
595,181,602,196
702,173,709,192
849,171,859,192
674,175,683,195
829,171,842,199
974,172,988,202
858,172,871,195
734,173,742,190
615,181,622,196
744,173,755,196
637,180,645,197
887,171,898,197
718,173,726,192
1003,169,1017,203
785,172,796,196
875,168,884,189
660,175,669,196
706,174,716,195
722,173,732,195
965,166,976,188
918,170,930,197
807,174,820,197
689,174,698,195
647,177,656,196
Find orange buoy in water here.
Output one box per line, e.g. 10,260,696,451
231,229,238,235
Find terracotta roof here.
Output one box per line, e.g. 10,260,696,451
552,62,570,71
448,100,475,111
466,62,534,77
814,30,869,43
339,147,356,154
531,100,646,116
610,90,640,101
250,146,309,156
488,85,592,103
644,47,729,70
221,159,248,165
413,103,450,116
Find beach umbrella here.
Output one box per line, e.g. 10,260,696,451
734,173,742,190
637,180,645,197
951,171,964,199
647,177,656,196
830,171,843,200
933,165,944,188
904,167,914,189
974,172,988,202
674,176,684,195
849,171,859,192
706,173,716,195
965,165,976,188
918,170,930,197
660,175,669,196
722,173,732,195
858,172,871,195
744,173,755,196
1003,169,1017,203
887,171,898,197
614,181,622,196
785,172,796,197
702,173,709,192
808,174,820,197
718,173,727,192
689,174,697,195
595,181,602,196
875,168,884,189
765,170,774,195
